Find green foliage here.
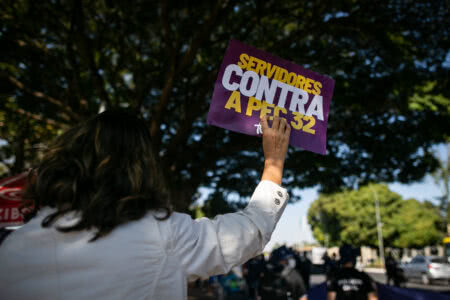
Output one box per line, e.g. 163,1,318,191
431,145,450,227
307,184,443,248
409,82,450,114
192,206,205,219
1,0,449,212
390,199,442,248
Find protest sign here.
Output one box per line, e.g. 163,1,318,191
0,173,26,227
207,39,335,155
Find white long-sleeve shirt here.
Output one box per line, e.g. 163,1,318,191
0,180,289,299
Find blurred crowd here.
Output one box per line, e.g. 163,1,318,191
192,245,313,300
191,244,381,300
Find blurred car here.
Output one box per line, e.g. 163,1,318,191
399,255,450,285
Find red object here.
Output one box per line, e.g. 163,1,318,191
0,172,27,227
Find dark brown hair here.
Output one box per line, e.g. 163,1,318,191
22,110,171,241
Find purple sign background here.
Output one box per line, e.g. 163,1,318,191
207,39,335,155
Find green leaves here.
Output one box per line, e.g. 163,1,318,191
391,199,442,248
409,82,450,114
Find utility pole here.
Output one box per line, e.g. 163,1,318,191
372,186,385,266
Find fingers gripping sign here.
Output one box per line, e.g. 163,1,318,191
261,116,290,185
261,116,291,157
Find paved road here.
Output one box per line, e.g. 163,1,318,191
368,272,450,293
311,272,450,293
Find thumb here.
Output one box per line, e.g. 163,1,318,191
260,115,269,131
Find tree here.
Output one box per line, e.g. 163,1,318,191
431,144,450,233
390,199,443,248
1,0,449,212
307,184,443,248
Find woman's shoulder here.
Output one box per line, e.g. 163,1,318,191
167,211,196,228
166,212,201,241
145,210,196,235
148,210,192,222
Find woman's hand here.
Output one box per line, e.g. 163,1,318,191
260,115,291,185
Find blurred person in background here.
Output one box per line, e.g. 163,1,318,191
385,251,402,287
326,245,378,300
243,254,266,300
295,251,312,291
